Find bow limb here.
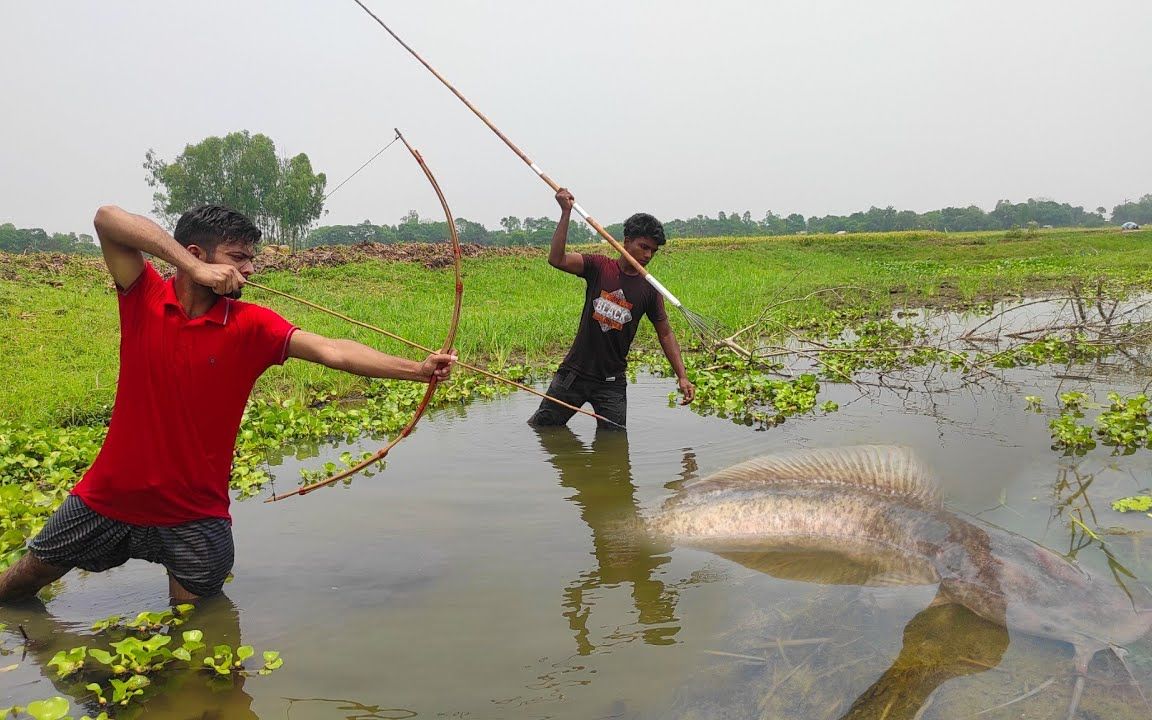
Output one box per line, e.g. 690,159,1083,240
267,130,463,502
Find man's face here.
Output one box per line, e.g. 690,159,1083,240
622,236,660,267
199,240,257,298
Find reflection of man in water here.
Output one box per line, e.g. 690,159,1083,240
0,594,258,717
534,426,680,655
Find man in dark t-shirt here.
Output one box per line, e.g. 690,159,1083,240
528,189,695,429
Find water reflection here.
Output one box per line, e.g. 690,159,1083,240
533,426,680,654
0,594,256,719
283,696,416,719
839,597,1009,719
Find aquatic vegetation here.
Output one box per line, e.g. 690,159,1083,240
0,697,102,720
648,352,825,429
986,334,1110,369
1049,414,1097,455
1096,392,1152,452
0,421,105,570
1037,391,1152,457
4,605,282,718
1112,495,1152,515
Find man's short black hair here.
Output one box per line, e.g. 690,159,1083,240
623,212,666,246
173,205,262,252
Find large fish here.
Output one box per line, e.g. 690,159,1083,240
649,445,1152,719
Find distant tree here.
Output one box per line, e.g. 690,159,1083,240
0,223,99,254
144,130,326,250
293,192,1147,250
1112,195,1152,225
394,210,450,243
568,220,594,243
895,210,920,230
455,217,490,244
305,220,397,247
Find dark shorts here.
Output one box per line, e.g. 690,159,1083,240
527,369,627,429
28,495,234,597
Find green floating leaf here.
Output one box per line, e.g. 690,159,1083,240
25,697,70,720
1112,495,1152,513
182,629,203,644
88,648,114,665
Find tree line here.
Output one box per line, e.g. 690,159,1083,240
305,211,595,248
0,224,99,255
305,196,1145,248
3,127,1149,255
7,195,1146,256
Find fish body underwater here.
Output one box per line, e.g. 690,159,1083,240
649,445,1152,718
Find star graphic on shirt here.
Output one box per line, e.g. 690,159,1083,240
592,289,633,332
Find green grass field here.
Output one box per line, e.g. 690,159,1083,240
3,227,1151,427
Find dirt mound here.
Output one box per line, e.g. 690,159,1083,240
1,243,542,281
254,242,539,272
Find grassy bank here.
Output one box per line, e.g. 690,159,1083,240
3,226,1152,427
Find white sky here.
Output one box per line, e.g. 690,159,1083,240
1,0,1149,236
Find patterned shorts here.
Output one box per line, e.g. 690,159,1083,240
28,495,234,597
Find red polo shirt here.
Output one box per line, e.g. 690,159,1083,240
73,263,296,525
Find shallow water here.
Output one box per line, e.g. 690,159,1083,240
3,364,1152,719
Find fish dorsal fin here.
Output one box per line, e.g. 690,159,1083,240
682,445,942,509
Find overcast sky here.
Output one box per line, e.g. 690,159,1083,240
2,0,1149,236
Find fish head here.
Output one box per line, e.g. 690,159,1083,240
970,536,1152,650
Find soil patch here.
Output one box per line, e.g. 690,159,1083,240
253,242,538,272
0,243,542,282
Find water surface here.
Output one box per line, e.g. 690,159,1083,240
3,363,1152,719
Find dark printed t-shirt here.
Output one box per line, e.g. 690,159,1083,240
73,263,297,525
559,254,668,381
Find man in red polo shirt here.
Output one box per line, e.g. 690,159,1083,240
0,204,455,603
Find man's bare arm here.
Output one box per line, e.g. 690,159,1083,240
547,188,585,275
287,331,454,382
92,206,244,294
653,318,696,404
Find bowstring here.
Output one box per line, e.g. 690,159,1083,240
266,132,401,501
323,134,402,201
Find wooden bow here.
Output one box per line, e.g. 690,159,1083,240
267,129,462,501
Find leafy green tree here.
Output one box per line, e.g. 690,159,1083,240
455,217,490,244
1112,195,1152,225
305,220,397,247
568,221,594,243
144,131,326,251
